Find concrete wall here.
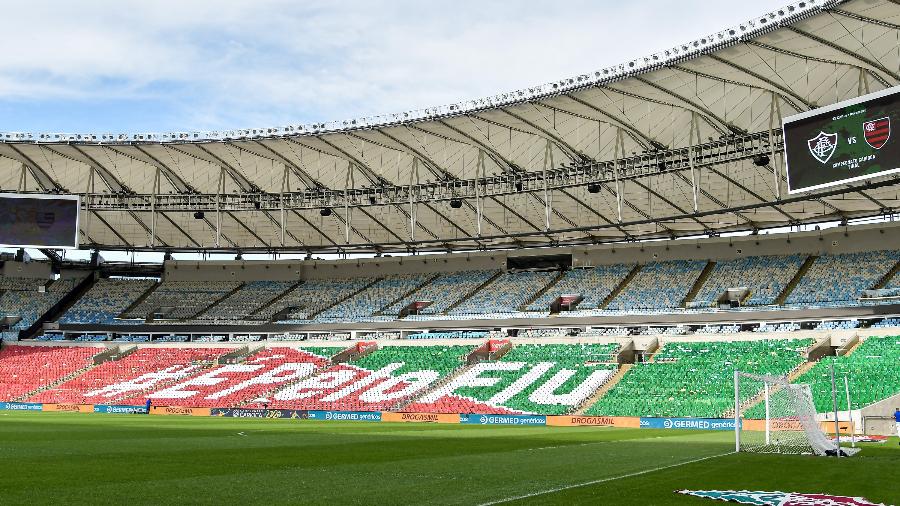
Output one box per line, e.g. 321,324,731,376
1,261,51,280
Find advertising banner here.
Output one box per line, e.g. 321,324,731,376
210,408,309,419
150,406,212,416
741,419,803,432
459,414,546,426
42,403,93,413
546,415,639,428
306,410,382,422
0,402,43,411
640,417,738,431
93,404,148,415
381,412,458,424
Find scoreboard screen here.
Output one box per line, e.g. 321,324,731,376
0,193,80,249
783,85,900,194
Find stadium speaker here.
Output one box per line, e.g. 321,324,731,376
193,211,205,220
320,208,332,217
253,201,261,210
587,183,601,194
752,154,770,166
449,198,463,209
515,181,523,192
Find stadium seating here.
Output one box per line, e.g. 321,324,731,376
407,343,619,415
0,277,79,332
754,322,800,333
29,347,230,404
75,334,109,342
122,281,241,320
256,277,374,321
357,331,402,340
697,324,741,335
268,345,472,411
155,335,190,343
637,326,689,336
873,317,900,328
605,260,707,311
814,320,859,331
143,347,333,407
516,328,574,339
693,255,805,307
793,335,900,411
786,250,897,306
407,331,488,340
0,345,100,401
580,327,631,337
451,271,556,315
193,335,228,343
59,278,156,324
585,339,812,418
527,264,633,311
199,281,295,321
317,274,431,320
385,270,498,315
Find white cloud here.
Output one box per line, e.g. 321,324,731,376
0,0,791,131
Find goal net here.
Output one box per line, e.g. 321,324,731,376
734,371,837,456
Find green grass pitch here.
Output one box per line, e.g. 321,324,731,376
1,412,896,505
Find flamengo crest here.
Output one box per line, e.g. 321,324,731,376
676,490,888,506
863,117,890,149
807,131,838,164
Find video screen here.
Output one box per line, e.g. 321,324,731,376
0,194,79,248
783,86,899,193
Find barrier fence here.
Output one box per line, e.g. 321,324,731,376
0,402,852,432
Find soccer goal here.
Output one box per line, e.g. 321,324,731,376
733,371,846,457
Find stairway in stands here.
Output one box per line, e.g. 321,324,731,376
375,274,441,316
519,270,568,311
392,361,472,412
190,283,245,319
443,271,502,314
682,260,717,307
775,255,817,305
873,258,900,289
599,264,641,309
573,363,632,415
119,282,160,321
306,278,383,319
244,281,303,321
13,348,107,402
22,275,97,339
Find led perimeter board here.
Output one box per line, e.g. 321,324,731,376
0,193,80,249
783,85,900,194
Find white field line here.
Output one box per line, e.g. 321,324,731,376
477,451,734,506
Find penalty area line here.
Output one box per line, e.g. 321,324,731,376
477,451,735,506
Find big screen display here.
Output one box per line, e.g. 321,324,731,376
0,193,79,248
783,85,900,193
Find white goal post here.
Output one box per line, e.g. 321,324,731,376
733,371,849,457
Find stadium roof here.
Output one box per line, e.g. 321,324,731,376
1,0,898,254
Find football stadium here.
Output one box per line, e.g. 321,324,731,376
1,0,899,504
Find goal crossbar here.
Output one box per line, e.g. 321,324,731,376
734,371,842,457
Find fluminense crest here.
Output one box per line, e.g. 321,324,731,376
676,489,889,506
807,131,838,164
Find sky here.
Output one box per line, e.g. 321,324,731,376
2,0,800,263
0,0,791,135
